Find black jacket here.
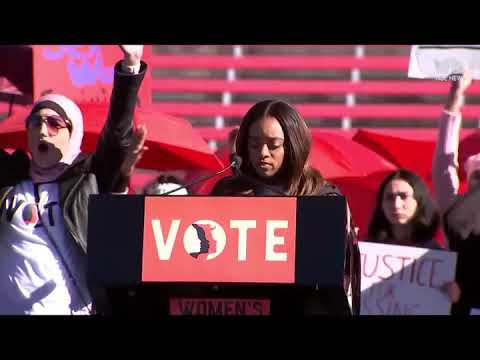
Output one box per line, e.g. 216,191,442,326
211,175,362,315
0,61,147,312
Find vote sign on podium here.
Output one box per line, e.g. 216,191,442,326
88,195,348,287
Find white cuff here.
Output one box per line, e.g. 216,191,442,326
121,61,141,74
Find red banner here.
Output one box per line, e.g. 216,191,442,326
32,45,151,106
142,197,297,283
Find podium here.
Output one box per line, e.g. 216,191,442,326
88,195,351,316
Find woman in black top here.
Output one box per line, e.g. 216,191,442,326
211,99,361,315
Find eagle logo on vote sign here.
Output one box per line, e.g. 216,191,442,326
183,220,227,260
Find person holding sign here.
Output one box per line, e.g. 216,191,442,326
433,71,480,314
433,70,479,214
366,170,461,307
0,45,147,315
211,99,361,315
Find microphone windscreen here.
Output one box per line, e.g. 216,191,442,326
230,154,243,169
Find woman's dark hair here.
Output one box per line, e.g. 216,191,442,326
367,169,439,244
235,99,324,195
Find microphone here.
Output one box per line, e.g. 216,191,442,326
230,154,242,175
159,155,241,196
231,155,286,196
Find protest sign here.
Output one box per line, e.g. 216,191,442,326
408,45,480,80
359,242,457,315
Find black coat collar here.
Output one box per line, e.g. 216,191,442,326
0,148,91,187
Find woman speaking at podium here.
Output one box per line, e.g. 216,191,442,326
211,100,361,315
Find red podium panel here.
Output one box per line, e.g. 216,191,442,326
142,197,297,283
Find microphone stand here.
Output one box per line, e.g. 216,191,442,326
160,160,239,196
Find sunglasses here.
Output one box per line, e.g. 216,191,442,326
26,114,72,136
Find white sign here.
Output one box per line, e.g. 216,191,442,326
408,45,480,80
359,242,457,315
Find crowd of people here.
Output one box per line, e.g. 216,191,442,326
0,46,479,316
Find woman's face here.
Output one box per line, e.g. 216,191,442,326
27,108,71,168
247,116,285,179
382,179,418,225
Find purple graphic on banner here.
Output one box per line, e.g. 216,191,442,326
42,46,114,87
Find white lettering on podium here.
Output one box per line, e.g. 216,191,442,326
230,220,257,261
152,219,181,260
150,219,289,262
265,220,288,261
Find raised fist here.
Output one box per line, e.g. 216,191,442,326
119,45,143,67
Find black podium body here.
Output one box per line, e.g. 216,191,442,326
88,195,351,316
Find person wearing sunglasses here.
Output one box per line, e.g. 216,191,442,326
0,45,147,315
